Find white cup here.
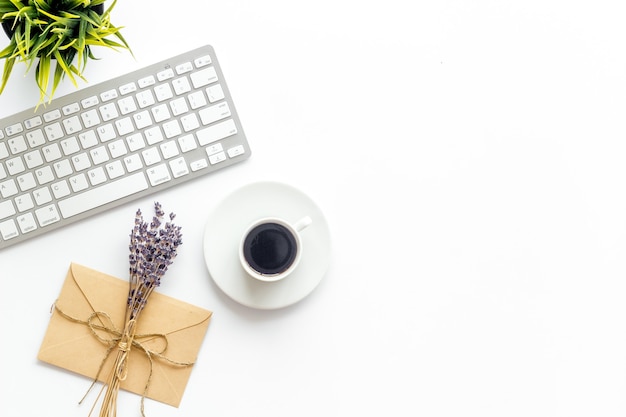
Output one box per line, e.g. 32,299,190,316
239,216,312,282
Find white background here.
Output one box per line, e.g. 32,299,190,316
2,1,626,416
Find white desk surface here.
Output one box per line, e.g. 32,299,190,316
2,1,626,416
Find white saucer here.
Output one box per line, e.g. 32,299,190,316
203,181,331,309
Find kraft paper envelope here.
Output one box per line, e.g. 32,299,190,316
38,263,212,407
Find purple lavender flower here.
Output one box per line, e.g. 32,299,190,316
127,202,182,320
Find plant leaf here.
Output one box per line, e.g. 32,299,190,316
0,55,16,93
35,53,50,105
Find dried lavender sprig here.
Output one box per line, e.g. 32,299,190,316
94,203,182,417
127,202,182,320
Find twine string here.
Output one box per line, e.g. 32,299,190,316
53,304,196,417
116,319,137,381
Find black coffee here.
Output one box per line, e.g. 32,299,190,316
243,222,298,275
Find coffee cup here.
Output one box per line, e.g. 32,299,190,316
239,216,312,282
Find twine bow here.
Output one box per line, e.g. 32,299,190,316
53,304,195,417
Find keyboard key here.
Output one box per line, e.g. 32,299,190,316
207,84,225,103
178,134,197,152
162,120,181,138
160,141,179,159
154,84,173,102
172,77,191,95
188,91,207,109
169,157,189,178
96,123,116,142
43,109,62,122
0,142,8,159
71,152,91,171
175,62,193,74
89,144,111,165
60,137,80,156
196,119,237,145
99,103,119,121
6,157,25,175
126,133,146,152
44,123,64,140
0,200,16,219
26,129,45,147
51,180,71,199
142,147,161,166
62,103,81,115
170,97,189,116
35,166,54,185
87,167,107,186
136,90,155,108
100,89,118,102
190,67,218,88
146,163,171,186
199,102,231,126
69,173,89,192
25,116,43,129
53,159,73,178
9,135,27,154
151,104,170,123
133,110,152,129
206,143,223,155
108,140,127,159
78,130,99,149
181,113,199,132
0,219,18,240
119,82,137,95
43,143,62,162
81,109,100,128
194,55,212,67
208,151,227,165
24,150,44,168
15,193,34,211
81,96,99,108
33,187,53,205
157,67,175,81
105,160,125,179
118,96,138,115
115,117,134,136
190,158,208,171
35,204,61,227
17,212,37,233
17,172,36,191
58,173,149,218
228,145,246,158
138,75,155,88
144,127,163,145
124,154,143,172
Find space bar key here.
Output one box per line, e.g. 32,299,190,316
58,173,149,219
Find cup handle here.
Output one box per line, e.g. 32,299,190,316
293,216,312,232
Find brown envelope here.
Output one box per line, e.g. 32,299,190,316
37,263,212,407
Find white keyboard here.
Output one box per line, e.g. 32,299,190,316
0,45,250,250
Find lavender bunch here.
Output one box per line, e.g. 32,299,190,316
127,202,183,321
98,202,182,417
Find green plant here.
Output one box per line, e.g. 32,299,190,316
0,0,130,105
